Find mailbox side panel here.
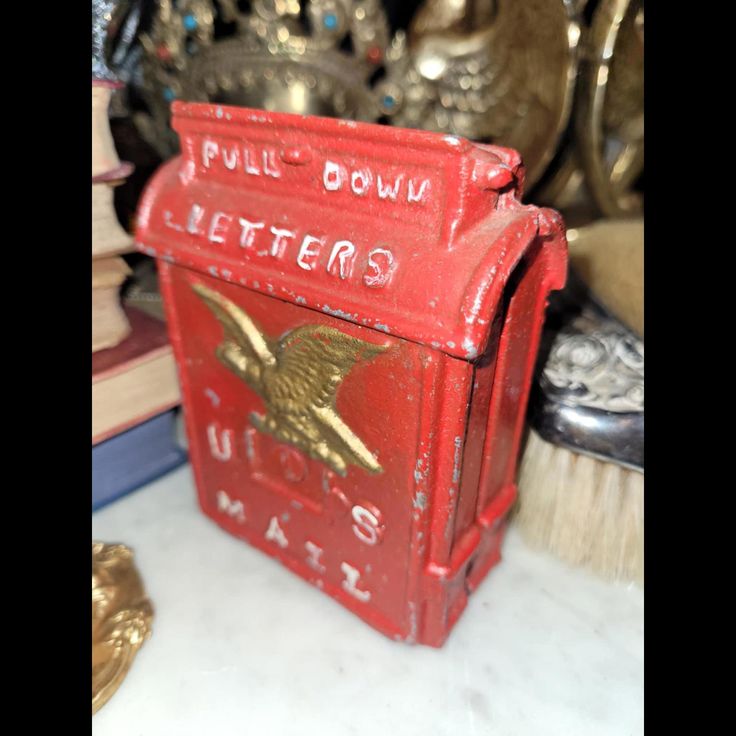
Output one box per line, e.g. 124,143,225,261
159,261,442,641
415,227,568,646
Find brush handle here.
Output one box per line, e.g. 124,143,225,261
530,304,643,470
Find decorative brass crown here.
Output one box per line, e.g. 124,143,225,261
136,1,583,189
137,0,394,156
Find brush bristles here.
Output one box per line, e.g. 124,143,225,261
514,429,644,585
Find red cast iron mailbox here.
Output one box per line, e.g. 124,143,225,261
136,102,567,647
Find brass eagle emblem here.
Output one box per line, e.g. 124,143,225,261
192,283,387,476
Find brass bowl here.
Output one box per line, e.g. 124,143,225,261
92,542,153,714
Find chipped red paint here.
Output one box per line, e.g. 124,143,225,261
136,102,567,647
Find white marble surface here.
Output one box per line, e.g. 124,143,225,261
92,465,643,736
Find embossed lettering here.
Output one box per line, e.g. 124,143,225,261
238,217,265,248
341,562,371,602
186,203,205,235
207,211,231,244
202,139,218,168
163,210,183,232
327,240,356,280
323,160,344,191
207,423,233,462
350,169,372,196
243,146,261,176
407,178,430,203
351,505,383,546
198,136,436,209
216,490,245,523
243,426,258,466
363,248,396,288
222,146,238,171
269,226,295,257
305,541,326,573
262,150,282,179
377,174,403,201
278,447,308,483
265,516,289,548
296,235,323,271
176,203,401,287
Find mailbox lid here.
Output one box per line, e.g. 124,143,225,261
136,103,566,362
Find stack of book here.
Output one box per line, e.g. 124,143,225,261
92,304,185,510
92,82,186,510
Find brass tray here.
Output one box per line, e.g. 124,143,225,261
92,542,153,714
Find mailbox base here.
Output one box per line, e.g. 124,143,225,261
419,482,516,647
193,463,516,647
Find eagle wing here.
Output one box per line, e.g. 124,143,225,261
272,325,387,474
191,283,276,381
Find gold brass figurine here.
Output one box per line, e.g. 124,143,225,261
379,0,581,186
92,542,153,714
193,283,387,476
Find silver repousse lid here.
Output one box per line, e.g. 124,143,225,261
529,278,643,471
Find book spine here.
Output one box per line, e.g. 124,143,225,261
92,409,188,510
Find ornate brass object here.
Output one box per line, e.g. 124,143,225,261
577,0,643,216
378,0,581,186
193,283,387,476
92,542,153,715
137,0,392,157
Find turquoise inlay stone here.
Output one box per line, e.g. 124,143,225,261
382,95,395,108
323,13,338,30
164,87,176,102
183,13,198,32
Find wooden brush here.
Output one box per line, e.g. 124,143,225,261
514,219,643,584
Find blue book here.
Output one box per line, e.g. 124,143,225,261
92,409,187,511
